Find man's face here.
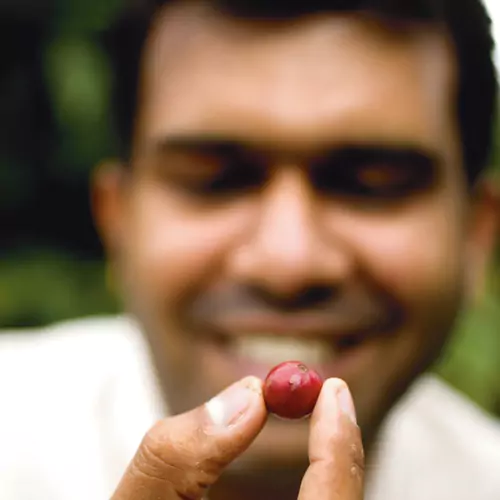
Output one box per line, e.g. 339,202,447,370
96,3,480,476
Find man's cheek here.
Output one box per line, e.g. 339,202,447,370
125,207,252,300
356,220,462,307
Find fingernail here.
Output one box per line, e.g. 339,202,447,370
205,377,261,431
337,383,357,424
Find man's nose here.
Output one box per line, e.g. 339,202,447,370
226,169,354,299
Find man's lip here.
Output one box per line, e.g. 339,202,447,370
197,313,383,338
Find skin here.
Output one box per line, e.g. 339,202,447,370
93,2,499,499
111,377,364,500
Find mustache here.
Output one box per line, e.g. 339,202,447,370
186,283,401,332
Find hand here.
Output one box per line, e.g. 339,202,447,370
111,376,365,500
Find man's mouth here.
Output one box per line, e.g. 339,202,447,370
190,304,398,381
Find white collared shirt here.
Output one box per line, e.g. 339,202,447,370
0,316,499,499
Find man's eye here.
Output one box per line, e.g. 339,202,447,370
355,164,420,193
311,150,435,201
160,153,266,197
313,164,426,199
187,166,265,196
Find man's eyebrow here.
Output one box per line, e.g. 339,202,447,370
146,135,249,156
145,133,443,167
315,144,442,169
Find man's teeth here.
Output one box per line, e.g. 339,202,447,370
230,336,334,366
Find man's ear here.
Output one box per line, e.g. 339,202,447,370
466,175,500,303
91,159,128,260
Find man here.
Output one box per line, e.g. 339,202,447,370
1,0,500,498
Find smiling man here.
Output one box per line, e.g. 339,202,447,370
1,0,500,499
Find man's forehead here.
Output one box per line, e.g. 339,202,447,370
134,1,457,158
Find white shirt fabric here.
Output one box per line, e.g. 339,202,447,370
0,315,499,500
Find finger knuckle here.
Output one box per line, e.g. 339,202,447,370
130,421,219,499
136,426,181,481
348,428,365,479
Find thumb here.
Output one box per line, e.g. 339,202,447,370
112,376,267,500
298,378,365,500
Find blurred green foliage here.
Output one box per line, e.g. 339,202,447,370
0,0,499,418
0,248,118,328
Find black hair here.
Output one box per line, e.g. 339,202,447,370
102,0,498,185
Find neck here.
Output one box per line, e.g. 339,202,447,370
207,426,383,500
208,474,303,500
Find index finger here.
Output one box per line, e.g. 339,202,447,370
298,378,365,500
